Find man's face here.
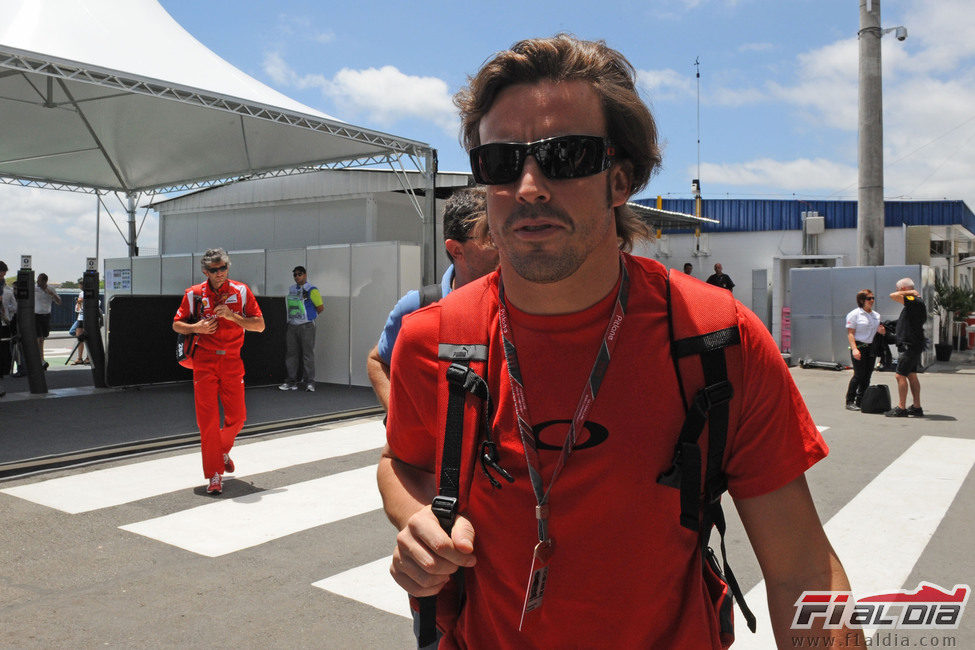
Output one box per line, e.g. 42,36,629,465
458,234,500,281
205,261,229,289
293,270,306,284
478,79,631,284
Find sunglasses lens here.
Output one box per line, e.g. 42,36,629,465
470,136,610,185
471,143,523,185
537,136,606,180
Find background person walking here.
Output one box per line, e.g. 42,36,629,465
844,289,884,410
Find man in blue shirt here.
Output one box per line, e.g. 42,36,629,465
366,187,497,409
279,266,324,392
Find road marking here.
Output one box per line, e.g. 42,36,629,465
733,435,975,648
1,419,385,513
119,465,381,557
313,556,411,619
817,425,829,433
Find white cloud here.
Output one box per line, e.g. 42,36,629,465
698,158,856,192
1,185,154,284
263,54,457,135
275,14,335,45
637,68,695,102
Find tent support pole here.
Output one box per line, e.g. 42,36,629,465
126,193,137,257
422,149,438,286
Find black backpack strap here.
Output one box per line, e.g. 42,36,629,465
419,283,444,309
658,270,757,634
416,342,492,648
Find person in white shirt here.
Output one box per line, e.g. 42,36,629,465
34,273,62,368
844,289,884,410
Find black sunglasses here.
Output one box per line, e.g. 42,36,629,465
206,264,228,273
293,272,305,277
469,134,615,185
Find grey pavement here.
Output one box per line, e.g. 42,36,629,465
0,350,973,648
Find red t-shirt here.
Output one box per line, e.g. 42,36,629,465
387,254,827,649
173,279,262,353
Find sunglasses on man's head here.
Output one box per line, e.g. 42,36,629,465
206,264,228,273
469,134,615,185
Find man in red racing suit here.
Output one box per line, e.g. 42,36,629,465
173,248,264,495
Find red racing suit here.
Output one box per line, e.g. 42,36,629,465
174,279,263,478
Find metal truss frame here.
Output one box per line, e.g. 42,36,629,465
0,46,434,194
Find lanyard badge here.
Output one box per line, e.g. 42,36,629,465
498,256,630,630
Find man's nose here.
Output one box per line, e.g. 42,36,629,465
513,156,551,204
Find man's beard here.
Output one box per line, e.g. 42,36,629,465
497,177,615,284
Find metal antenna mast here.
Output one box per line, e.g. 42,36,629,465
695,56,701,180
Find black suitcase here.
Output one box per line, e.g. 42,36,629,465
860,384,892,414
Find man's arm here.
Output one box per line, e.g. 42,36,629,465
889,289,918,305
310,287,325,314
378,444,476,596
173,318,218,335
366,345,391,410
213,304,265,332
735,474,864,647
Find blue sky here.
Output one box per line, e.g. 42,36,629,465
4,0,974,282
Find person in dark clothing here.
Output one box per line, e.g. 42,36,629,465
706,263,735,292
886,277,926,417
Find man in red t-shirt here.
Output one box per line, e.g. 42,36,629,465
173,248,264,495
378,35,862,648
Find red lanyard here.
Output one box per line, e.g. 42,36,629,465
497,256,629,547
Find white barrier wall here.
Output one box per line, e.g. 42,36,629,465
105,241,420,387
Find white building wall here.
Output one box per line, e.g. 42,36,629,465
634,226,914,345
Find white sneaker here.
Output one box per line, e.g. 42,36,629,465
278,382,297,391
304,383,315,392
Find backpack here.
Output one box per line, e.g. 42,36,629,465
414,267,756,648
418,283,443,309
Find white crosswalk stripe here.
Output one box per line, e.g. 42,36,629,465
0,419,386,513
119,465,382,557
313,556,411,620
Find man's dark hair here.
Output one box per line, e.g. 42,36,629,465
454,33,660,251
443,186,487,263
37,273,48,283
0,260,7,273
293,265,306,275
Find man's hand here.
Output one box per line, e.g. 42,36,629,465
194,318,218,334
212,304,236,322
390,506,476,597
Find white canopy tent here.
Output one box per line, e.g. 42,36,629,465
0,0,439,280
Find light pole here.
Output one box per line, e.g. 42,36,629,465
857,0,907,266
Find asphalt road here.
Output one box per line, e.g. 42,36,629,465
1,359,973,649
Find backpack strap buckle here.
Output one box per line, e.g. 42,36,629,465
694,380,734,413
431,495,458,532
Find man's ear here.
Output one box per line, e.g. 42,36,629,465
609,160,634,208
444,239,464,262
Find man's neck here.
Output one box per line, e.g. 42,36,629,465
500,247,622,315
208,279,225,292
